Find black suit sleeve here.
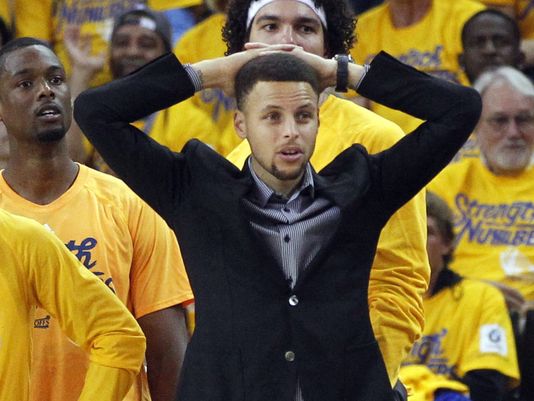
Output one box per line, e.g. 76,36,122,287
357,52,482,216
73,53,196,221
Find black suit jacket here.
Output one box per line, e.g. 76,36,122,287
74,52,481,401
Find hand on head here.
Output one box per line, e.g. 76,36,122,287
194,43,303,96
244,42,338,91
199,43,341,96
64,25,106,78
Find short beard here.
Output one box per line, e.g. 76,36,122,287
489,148,532,174
37,127,66,143
271,161,307,181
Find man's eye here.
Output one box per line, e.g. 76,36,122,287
112,39,129,48
18,81,32,88
493,37,511,48
139,40,157,49
50,76,64,85
262,23,277,31
300,25,316,34
266,112,280,121
297,112,311,121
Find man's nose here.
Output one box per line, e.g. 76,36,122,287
280,26,297,45
283,119,299,138
481,38,497,54
505,117,524,139
38,79,55,99
124,43,142,56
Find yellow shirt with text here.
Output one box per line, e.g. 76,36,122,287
428,158,534,300
0,208,145,401
0,165,193,401
227,95,430,385
402,278,520,390
352,0,485,133
14,0,200,87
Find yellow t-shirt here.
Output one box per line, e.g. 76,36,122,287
428,158,534,300
150,0,201,10
402,278,520,389
14,0,197,87
352,0,486,133
227,94,430,385
0,165,193,401
0,208,145,401
400,365,469,401
172,13,240,155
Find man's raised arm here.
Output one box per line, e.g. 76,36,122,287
73,45,295,219
356,52,482,213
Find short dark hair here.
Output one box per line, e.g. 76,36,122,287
426,191,455,264
461,9,520,47
234,52,320,110
222,0,356,57
0,37,52,73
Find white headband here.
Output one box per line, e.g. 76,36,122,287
246,0,328,30
137,16,157,32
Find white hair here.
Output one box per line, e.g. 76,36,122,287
473,66,534,99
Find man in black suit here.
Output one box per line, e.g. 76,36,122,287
75,44,481,401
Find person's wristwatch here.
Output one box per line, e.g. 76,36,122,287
332,54,354,92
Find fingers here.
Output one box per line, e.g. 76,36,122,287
64,25,89,59
244,42,301,51
63,26,106,74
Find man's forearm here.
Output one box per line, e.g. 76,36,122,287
140,306,190,401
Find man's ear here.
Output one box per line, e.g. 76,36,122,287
517,50,526,69
458,53,465,70
234,110,247,139
442,240,454,261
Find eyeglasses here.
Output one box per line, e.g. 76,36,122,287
484,112,534,131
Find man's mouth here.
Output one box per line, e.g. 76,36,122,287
281,149,301,156
120,59,147,76
279,147,303,162
36,104,62,121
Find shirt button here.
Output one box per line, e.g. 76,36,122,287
285,351,295,362
289,295,299,306
284,234,290,242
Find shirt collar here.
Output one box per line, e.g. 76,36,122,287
247,157,315,207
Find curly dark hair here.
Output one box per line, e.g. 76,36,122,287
222,0,356,57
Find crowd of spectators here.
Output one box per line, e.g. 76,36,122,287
1,0,533,400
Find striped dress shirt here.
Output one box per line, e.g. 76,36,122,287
242,158,341,401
